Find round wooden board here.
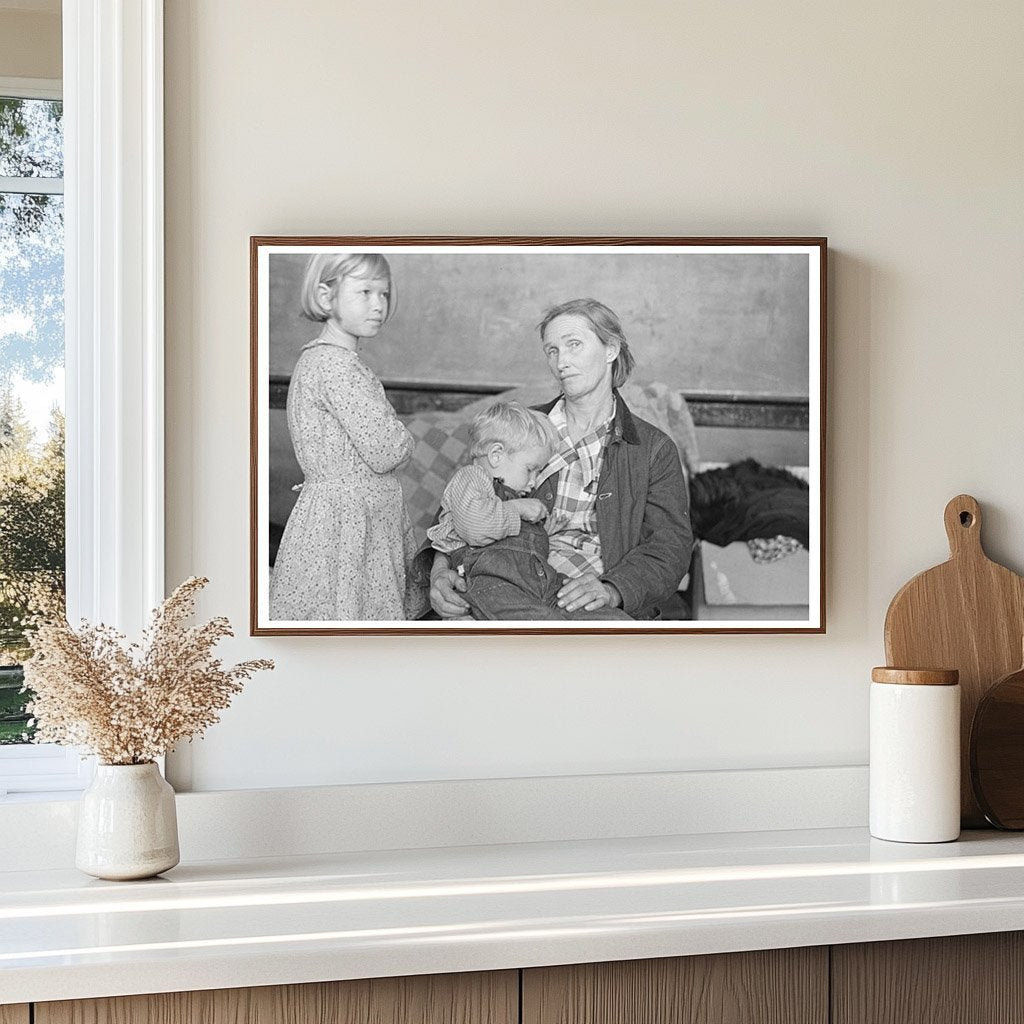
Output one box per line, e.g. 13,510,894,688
971,663,1024,829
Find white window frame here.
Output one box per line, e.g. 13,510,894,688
0,77,61,101
0,0,164,797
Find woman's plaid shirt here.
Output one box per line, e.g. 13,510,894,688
540,399,614,579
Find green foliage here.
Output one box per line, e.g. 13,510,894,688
0,394,64,742
0,665,30,743
0,406,64,578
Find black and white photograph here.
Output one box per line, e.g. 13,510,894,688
250,238,825,635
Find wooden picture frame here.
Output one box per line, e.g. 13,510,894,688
251,237,826,635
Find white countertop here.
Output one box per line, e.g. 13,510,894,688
4,826,1024,1005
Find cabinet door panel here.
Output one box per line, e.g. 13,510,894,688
0,1006,30,1024
832,932,1024,1024
523,948,827,1024
36,970,518,1024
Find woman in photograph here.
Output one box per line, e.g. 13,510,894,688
428,298,693,621
270,253,418,622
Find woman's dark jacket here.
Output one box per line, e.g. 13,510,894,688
531,392,692,619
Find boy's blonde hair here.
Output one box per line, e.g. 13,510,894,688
469,401,560,458
299,252,396,323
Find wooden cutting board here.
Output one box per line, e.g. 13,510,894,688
884,494,1024,827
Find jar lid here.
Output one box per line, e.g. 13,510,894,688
871,667,959,686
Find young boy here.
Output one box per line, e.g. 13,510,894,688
428,401,628,620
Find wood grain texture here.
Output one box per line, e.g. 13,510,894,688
522,948,828,1024
0,1006,30,1024
36,971,518,1024
884,494,1024,826
832,932,1024,1024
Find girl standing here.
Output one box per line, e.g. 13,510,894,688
270,253,416,621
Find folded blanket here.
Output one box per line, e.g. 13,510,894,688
690,459,809,548
400,414,474,546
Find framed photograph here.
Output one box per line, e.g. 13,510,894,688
250,237,826,635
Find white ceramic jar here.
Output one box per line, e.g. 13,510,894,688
76,762,180,880
870,667,961,843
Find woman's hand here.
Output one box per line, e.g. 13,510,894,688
429,552,471,618
556,572,622,613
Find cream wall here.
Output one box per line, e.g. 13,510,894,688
164,1,1024,791
0,8,60,80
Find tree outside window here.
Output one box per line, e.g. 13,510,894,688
0,94,65,744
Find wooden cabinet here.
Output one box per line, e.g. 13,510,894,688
832,932,1024,1024
14,933,1024,1023
34,972,517,1024
522,948,828,1024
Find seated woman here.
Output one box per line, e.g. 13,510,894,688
429,298,693,620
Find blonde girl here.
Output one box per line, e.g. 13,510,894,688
270,253,417,621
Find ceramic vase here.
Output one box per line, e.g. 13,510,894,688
76,762,180,880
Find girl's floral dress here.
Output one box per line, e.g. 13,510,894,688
270,339,417,621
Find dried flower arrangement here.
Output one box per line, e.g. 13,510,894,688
22,577,273,765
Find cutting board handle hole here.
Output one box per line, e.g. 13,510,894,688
960,511,974,527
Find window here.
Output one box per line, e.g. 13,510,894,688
0,4,166,798
0,79,83,795
0,90,65,718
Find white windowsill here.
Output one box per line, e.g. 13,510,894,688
1,765,869,868
0,745,95,798
0,789,85,804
